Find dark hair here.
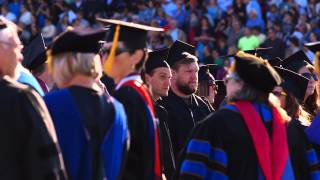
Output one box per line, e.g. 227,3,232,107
305,65,319,117
171,52,198,70
284,91,300,118
134,48,148,72
284,89,312,124
122,41,148,73
197,80,210,97
31,63,46,76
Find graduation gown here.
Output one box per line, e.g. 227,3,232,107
113,75,161,180
0,77,66,180
179,102,295,180
154,101,176,180
44,86,128,180
159,90,213,161
287,118,320,180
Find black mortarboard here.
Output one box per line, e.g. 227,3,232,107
274,66,309,102
145,48,170,74
48,28,107,56
96,18,164,74
232,51,281,92
22,34,47,70
305,41,320,53
167,40,195,66
282,50,312,72
198,64,217,82
268,57,283,67
96,18,163,50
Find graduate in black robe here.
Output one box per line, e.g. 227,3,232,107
44,28,128,180
159,40,213,161
98,18,164,179
273,66,320,179
179,51,295,179
0,76,67,179
143,48,176,179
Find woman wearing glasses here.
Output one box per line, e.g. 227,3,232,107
196,64,218,111
179,51,296,179
272,66,320,179
282,50,319,116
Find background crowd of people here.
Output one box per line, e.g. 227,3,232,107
1,0,320,82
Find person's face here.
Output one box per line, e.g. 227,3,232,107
146,67,172,98
272,86,287,108
225,72,243,100
173,62,199,95
207,80,218,103
298,66,317,99
0,28,23,78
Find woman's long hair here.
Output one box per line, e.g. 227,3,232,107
304,65,319,117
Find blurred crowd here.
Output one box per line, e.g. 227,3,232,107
1,0,320,80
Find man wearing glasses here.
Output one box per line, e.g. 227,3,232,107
0,17,66,179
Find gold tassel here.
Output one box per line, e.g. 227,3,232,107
315,52,320,75
103,24,120,75
46,49,53,74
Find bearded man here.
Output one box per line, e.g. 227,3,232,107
158,40,213,161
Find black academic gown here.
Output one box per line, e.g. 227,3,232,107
113,85,155,180
154,101,176,180
67,86,117,179
159,90,213,161
45,85,127,180
287,118,320,180
178,106,272,179
0,77,66,180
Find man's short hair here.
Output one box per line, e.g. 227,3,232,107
171,52,198,70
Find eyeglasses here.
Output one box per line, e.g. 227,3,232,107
273,91,287,97
99,46,132,56
208,80,218,90
301,72,318,81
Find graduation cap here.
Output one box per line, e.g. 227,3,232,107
268,57,283,67
167,40,195,66
231,51,281,92
273,66,309,102
46,28,107,73
48,28,107,56
282,50,312,72
145,48,170,74
22,34,47,70
198,64,217,83
305,41,320,53
96,18,164,75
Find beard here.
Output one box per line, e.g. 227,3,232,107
176,79,197,95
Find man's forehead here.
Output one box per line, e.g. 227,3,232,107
154,67,171,74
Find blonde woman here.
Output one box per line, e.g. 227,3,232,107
44,29,128,180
